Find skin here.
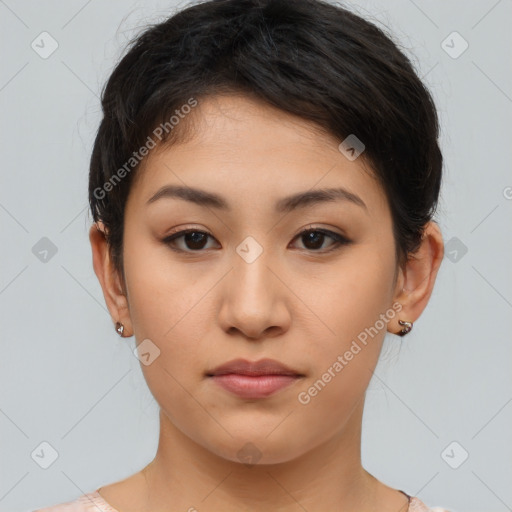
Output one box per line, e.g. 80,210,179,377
89,94,444,512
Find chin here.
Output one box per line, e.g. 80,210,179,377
204,432,309,466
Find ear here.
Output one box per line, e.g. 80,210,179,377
389,221,444,335
89,221,133,337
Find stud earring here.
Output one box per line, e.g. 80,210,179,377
115,322,125,337
397,319,413,336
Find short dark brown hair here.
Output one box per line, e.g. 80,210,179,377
89,0,443,277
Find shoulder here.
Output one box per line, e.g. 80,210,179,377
33,491,118,512
409,496,454,512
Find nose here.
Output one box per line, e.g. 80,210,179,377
217,251,291,340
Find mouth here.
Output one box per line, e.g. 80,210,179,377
206,358,305,399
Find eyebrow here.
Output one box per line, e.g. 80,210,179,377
146,185,367,213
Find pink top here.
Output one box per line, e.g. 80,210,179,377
33,489,451,511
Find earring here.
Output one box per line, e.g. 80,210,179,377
115,322,125,337
397,319,413,336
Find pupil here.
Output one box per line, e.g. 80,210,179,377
186,232,207,249
304,231,323,249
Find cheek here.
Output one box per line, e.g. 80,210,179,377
123,228,207,335
303,241,396,347
123,248,214,428
122,232,219,388
295,243,396,408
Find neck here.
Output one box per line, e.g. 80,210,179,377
142,398,383,512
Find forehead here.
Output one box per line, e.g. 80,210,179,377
127,94,390,221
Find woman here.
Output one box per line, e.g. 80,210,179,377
36,0,450,510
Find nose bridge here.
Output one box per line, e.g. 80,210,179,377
231,236,275,302
217,235,289,338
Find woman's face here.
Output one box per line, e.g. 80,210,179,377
120,94,402,464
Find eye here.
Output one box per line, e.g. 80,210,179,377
290,227,351,253
163,229,218,252
162,227,351,253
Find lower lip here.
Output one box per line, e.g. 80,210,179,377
209,374,300,398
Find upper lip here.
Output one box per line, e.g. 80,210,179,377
207,358,303,377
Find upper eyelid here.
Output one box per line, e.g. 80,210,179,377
165,226,345,239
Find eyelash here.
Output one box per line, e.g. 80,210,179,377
162,227,351,254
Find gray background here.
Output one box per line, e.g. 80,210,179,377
1,1,511,511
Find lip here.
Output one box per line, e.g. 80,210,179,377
207,358,302,377
206,358,304,399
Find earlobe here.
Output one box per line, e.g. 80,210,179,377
89,222,133,337
389,221,444,335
